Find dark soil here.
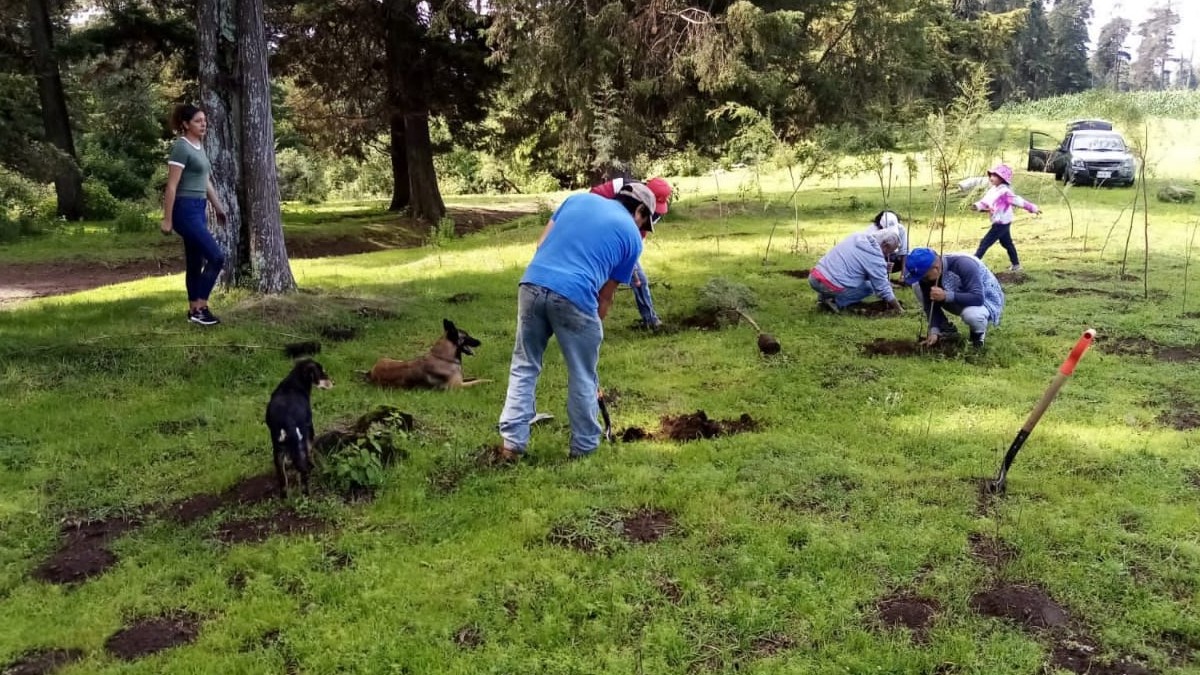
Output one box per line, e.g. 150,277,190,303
313,406,414,464
995,271,1030,284
617,508,676,543
1050,637,1154,675
318,324,359,342
33,516,141,585
757,333,782,355
283,341,321,359
876,594,940,642
968,533,1018,570
1,648,85,675
778,269,811,279
862,337,962,358
1157,346,1200,363
679,308,739,330
222,473,281,505
1099,336,1200,362
445,292,479,304
619,427,652,443
659,411,759,441
1051,287,1132,299
160,472,281,525
1158,399,1200,430
845,300,901,317
969,584,1069,630
104,613,201,661
453,625,484,649
215,509,328,545
160,493,225,525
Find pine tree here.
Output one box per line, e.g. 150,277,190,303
1092,17,1132,89
1046,0,1093,94
1014,0,1054,99
1131,3,1181,90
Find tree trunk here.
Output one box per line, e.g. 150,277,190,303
404,111,446,222
26,0,83,220
238,0,295,293
387,111,410,211
197,0,250,286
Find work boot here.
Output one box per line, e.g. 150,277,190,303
970,331,986,348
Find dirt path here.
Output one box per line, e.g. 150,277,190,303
0,205,534,307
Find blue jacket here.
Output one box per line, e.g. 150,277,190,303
812,232,895,302
917,254,1005,333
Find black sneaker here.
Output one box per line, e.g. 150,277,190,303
969,331,985,348
189,307,221,326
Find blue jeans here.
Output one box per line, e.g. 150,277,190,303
172,197,225,302
631,265,660,325
809,276,876,308
498,284,604,456
975,222,1019,266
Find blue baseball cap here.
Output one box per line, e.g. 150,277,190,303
903,248,937,285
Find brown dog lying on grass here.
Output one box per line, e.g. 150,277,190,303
367,319,490,390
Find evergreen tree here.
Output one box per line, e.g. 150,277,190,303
1092,17,1132,89
1046,0,1093,94
1131,3,1180,90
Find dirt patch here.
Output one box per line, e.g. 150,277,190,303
619,427,652,443
876,594,940,642
995,271,1030,284
969,584,1069,630
222,473,280,505
160,493,225,525
1099,336,1200,362
617,508,676,543
0,258,180,307
215,509,328,545
679,308,739,330
968,533,1017,570
862,337,962,358
659,411,758,442
452,625,484,650
777,269,810,279
1051,637,1154,675
1,648,85,675
1157,346,1200,362
318,324,359,342
33,515,141,584
1158,399,1200,430
844,300,900,317
104,613,201,661
445,292,479,304
1051,287,1133,299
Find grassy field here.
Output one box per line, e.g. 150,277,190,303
2,119,1200,674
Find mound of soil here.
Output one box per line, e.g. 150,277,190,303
33,516,141,585
453,625,484,650
778,269,811,279
160,493,225,525
876,594,940,642
619,427,652,442
1099,336,1200,363
104,613,201,661
1158,399,1200,431
1051,637,1154,675
679,308,739,330
314,406,414,463
616,508,675,543
283,341,321,359
160,472,281,525
445,292,479,304
318,325,359,342
757,333,782,355
659,411,759,441
862,337,962,358
1,648,85,675
995,270,1030,284
215,509,328,545
969,584,1069,630
968,533,1018,570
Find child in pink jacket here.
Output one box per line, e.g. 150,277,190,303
973,164,1040,272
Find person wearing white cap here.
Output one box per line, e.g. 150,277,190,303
863,209,908,275
497,182,654,461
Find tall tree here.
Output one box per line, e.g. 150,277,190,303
1131,3,1180,90
1046,0,1092,94
26,0,83,219
1091,17,1132,89
1014,1,1054,99
198,0,295,293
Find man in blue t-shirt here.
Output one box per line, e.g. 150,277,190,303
497,183,654,460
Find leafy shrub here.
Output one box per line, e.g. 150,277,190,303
112,203,156,233
82,179,121,220
277,148,331,204
324,445,385,495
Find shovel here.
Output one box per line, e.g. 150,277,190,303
987,328,1096,494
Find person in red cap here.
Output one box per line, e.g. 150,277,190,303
590,176,671,330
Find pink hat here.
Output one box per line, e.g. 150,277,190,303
987,164,1013,185
645,177,672,215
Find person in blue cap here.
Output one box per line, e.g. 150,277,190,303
903,248,1005,348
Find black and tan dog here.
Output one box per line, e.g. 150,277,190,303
265,359,333,496
366,319,489,390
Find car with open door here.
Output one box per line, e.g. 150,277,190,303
1028,120,1136,187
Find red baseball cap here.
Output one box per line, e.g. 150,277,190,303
645,177,672,215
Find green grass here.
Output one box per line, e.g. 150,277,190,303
3,126,1200,673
